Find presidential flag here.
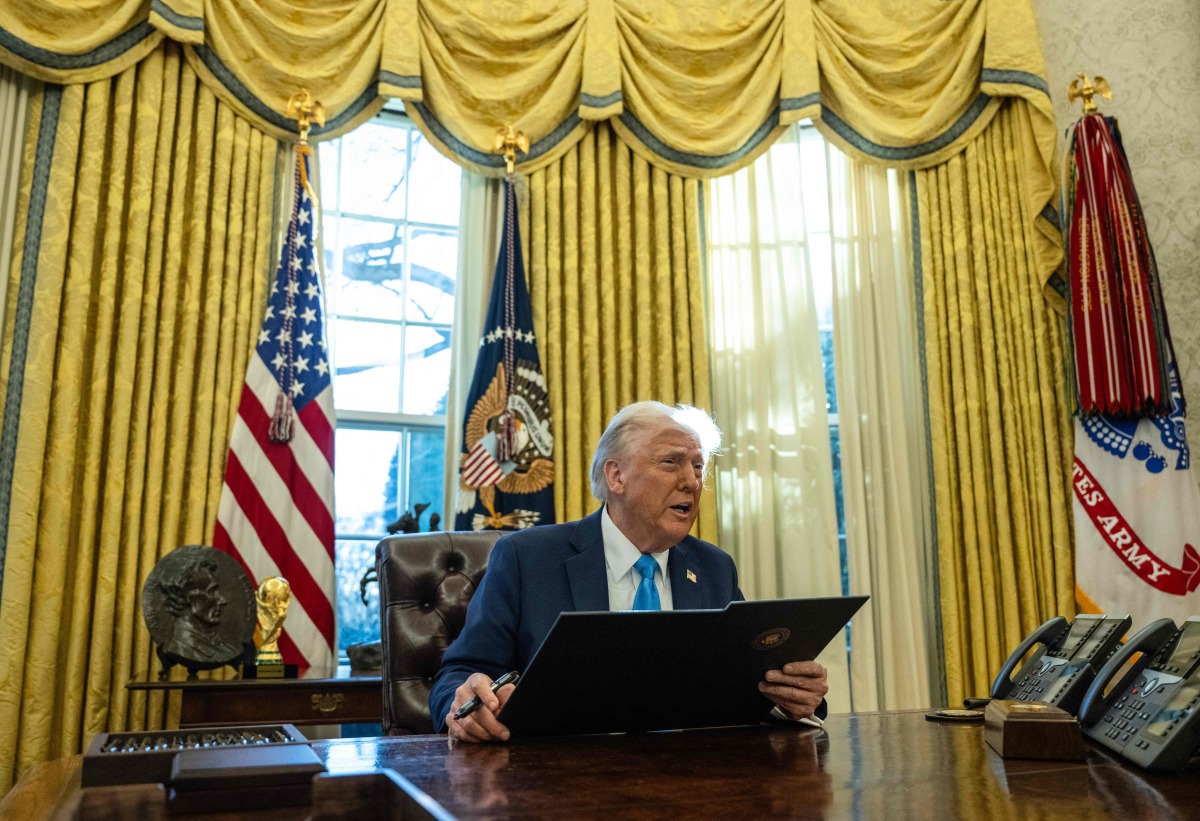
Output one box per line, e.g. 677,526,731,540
455,178,555,531
1067,111,1200,627
214,150,336,668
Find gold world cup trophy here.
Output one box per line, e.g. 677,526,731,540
253,577,292,676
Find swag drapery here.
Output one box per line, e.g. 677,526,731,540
3,0,1060,290
0,0,1074,787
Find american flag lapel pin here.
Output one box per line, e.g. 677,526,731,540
686,570,698,584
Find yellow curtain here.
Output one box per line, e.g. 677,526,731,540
517,123,716,539
913,99,1074,705
0,43,278,791
1,64,34,356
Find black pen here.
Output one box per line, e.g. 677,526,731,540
454,671,520,720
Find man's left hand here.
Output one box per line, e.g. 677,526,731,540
758,661,828,720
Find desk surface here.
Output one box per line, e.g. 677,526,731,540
317,711,1200,820
6,711,1199,820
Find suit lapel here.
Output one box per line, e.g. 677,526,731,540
565,509,609,611
668,543,703,610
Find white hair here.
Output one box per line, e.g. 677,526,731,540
589,401,722,502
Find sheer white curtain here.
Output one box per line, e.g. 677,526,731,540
0,65,33,346
829,153,940,711
707,127,848,709
707,125,939,712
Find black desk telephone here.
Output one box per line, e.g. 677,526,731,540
990,614,1131,714
1078,616,1200,772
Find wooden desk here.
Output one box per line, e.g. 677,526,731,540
6,711,1199,820
126,666,381,728
315,711,1200,820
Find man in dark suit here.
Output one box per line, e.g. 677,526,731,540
431,401,829,741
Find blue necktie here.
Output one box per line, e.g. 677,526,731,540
632,554,661,611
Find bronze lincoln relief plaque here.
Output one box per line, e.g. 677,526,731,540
142,545,256,678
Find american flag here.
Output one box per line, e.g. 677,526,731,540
214,153,336,669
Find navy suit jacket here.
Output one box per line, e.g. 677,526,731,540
429,508,745,731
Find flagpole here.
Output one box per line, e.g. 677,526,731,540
267,91,326,444
454,125,556,532
213,89,337,668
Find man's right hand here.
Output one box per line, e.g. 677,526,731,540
446,672,517,743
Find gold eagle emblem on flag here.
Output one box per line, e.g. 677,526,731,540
458,360,554,530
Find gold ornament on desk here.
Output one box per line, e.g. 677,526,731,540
250,576,294,678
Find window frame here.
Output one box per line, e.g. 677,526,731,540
318,108,462,656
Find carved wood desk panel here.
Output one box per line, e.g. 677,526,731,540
127,666,382,728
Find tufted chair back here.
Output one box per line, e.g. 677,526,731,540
376,529,503,735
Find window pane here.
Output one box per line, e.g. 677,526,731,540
336,218,407,319
402,325,451,415
406,428,446,526
321,115,454,663
335,539,380,652
334,428,403,536
321,214,340,293
799,136,831,234
317,142,340,213
333,318,402,414
829,423,844,536
408,132,462,226
809,237,834,325
337,121,409,220
820,328,837,415
407,228,457,324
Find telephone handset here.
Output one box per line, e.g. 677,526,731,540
1079,616,1200,772
990,613,1131,715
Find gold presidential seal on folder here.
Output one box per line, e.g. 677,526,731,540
753,628,792,650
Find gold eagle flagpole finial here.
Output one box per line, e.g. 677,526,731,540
287,89,326,146
286,89,325,202
1068,74,1112,115
493,125,530,176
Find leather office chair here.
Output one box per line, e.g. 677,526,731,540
376,529,503,735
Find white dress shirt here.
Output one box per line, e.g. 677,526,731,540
601,505,673,611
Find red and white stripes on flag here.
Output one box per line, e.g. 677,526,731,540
214,151,336,669
462,439,505,487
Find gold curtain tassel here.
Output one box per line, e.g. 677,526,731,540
268,392,294,443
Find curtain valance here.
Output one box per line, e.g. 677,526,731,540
0,0,1061,290
1,1,1053,169
0,0,389,140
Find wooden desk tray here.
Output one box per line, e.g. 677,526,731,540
81,723,308,787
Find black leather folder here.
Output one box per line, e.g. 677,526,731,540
499,595,868,737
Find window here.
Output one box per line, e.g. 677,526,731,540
318,111,463,654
